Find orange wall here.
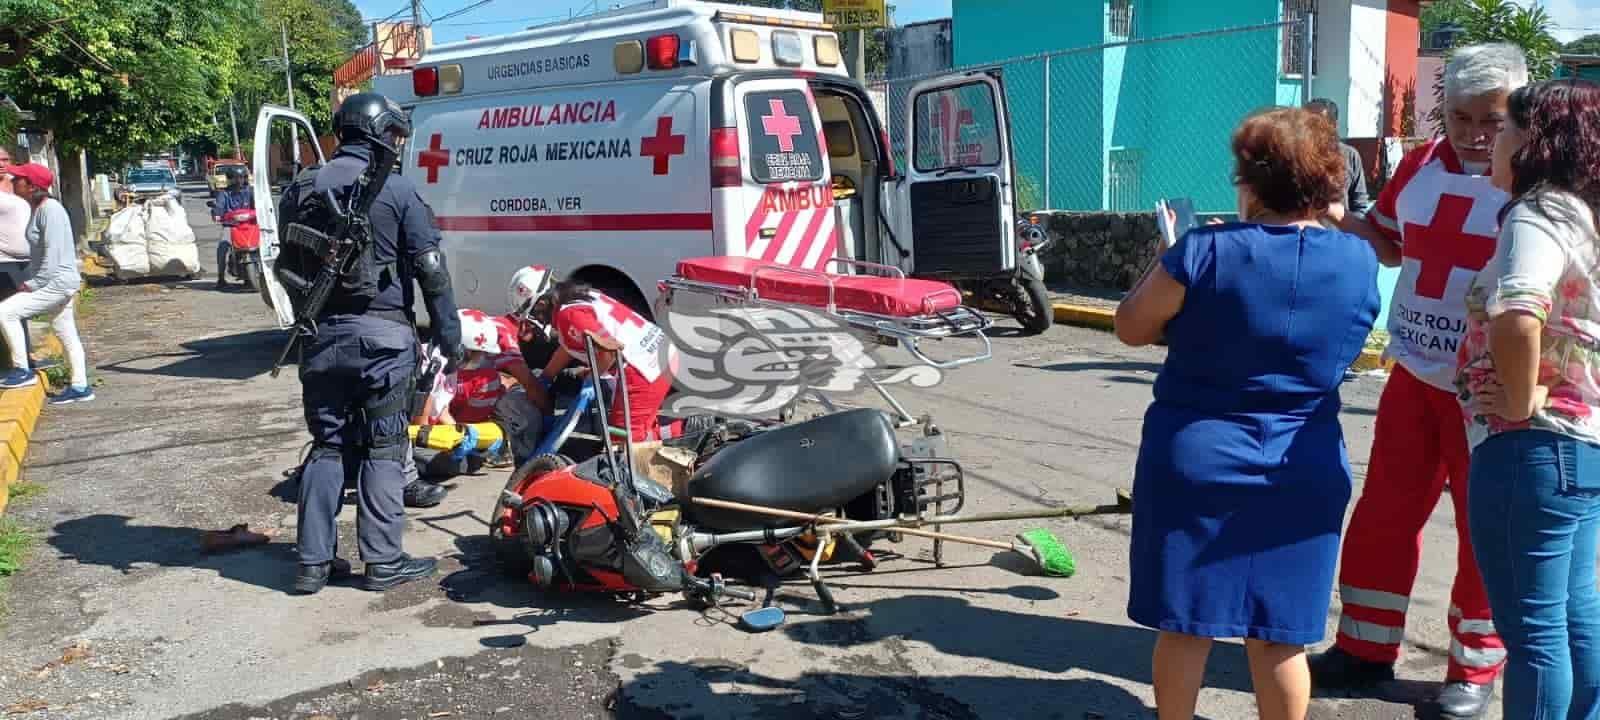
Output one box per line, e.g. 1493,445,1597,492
1385,0,1422,137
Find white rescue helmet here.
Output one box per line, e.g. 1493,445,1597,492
457,309,505,355
507,265,555,321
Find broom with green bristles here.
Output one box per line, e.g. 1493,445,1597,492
690,490,1132,578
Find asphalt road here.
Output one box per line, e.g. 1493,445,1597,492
0,182,1488,719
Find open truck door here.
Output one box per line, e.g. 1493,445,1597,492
251,105,326,329
893,71,1017,279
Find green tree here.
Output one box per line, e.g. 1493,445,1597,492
200,0,365,157
1421,0,1469,39
1566,34,1600,56
1427,0,1560,135
0,0,255,164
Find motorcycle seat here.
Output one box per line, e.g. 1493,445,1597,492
683,408,899,531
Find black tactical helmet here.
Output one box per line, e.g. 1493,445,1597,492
333,93,411,146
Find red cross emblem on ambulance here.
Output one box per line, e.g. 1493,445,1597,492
418,133,450,184
640,116,686,175
760,98,802,152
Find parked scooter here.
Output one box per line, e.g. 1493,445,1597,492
955,215,1053,334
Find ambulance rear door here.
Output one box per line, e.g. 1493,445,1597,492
719,77,837,271
895,70,1017,277
251,104,326,329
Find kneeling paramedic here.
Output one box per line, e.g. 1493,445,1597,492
277,92,464,595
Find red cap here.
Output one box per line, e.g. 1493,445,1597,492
5,163,52,190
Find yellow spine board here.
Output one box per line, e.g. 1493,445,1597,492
407,422,505,452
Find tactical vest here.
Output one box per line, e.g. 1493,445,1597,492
275,166,398,317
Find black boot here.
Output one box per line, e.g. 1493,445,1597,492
403,479,447,508
1308,646,1395,692
292,557,353,595
1436,680,1494,719
362,554,438,591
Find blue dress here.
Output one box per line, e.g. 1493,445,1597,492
1127,223,1379,644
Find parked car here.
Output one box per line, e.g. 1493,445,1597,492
208,161,249,193
123,166,180,199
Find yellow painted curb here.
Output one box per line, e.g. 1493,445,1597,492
0,375,46,515
1053,303,1116,330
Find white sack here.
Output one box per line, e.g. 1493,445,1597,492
104,205,151,277
144,197,199,276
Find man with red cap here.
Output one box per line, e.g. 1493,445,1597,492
0,162,91,403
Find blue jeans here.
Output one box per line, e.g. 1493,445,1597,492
1469,429,1600,719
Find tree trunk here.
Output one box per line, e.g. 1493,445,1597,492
57,148,92,253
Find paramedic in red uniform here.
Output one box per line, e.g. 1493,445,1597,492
1310,43,1528,719
520,276,674,441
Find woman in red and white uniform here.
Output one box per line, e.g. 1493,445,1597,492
514,274,675,441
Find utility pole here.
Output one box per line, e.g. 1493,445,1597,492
227,97,242,159
281,23,299,167
412,0,426,56
845,29,866,81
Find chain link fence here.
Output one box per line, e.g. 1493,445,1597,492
870,19,1312,215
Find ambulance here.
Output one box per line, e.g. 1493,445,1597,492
251,0,1018,326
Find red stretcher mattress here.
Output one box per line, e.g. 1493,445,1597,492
675,256,963,317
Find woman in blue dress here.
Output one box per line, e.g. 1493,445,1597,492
1115,107,1380,720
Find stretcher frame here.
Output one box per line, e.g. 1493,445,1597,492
657,257,994,428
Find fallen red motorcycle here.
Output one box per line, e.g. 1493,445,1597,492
487,258,1133,628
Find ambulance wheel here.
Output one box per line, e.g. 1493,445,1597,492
494,453,574,577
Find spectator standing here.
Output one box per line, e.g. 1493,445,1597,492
1309,44,1528,719
1115,107,1378,720
1304,98,1373,215
0,163,91,403
1457,78,1600,720
0,150,32,367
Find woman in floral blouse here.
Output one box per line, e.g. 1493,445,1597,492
1456,78,1600,719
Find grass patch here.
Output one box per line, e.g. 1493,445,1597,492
0,517,38,620
6,481,42,504
0,516,38,577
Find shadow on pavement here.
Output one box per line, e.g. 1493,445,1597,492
614,662,1210,720
47,514,297,594
1017,359,1164,376
780,593,1252,694
99,329,292,380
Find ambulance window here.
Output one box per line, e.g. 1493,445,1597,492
744,90,823,184
913,82,1001,172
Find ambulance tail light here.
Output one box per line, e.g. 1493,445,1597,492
646,34,680,70
413,66,439,97
711,127,742,188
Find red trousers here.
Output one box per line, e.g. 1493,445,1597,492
1333,365,1506,683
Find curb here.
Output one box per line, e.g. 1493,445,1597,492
0,373,46,515
1052,302,1115,330
1050,302,1394,375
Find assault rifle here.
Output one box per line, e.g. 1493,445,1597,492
269,138,401,378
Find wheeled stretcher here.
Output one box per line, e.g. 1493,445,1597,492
657,256,994,427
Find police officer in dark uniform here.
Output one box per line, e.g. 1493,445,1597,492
279,93,463,595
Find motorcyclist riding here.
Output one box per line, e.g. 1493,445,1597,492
211,167,253,289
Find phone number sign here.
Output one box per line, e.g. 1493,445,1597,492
823,0,886,29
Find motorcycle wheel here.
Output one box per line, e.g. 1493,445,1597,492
244,261,263,292
1013,275,1054,335
493,453,574,578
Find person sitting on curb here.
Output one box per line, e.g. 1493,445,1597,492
0,163,92,404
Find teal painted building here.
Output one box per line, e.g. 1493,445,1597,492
951,0,1316,214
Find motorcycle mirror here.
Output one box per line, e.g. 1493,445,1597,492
738,606,786,633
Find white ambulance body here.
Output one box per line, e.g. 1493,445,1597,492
256,0,1017,325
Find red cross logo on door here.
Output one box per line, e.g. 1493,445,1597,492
418,133,450,184
640,116,686,175
1402,194,1497,300
760,98,802,152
